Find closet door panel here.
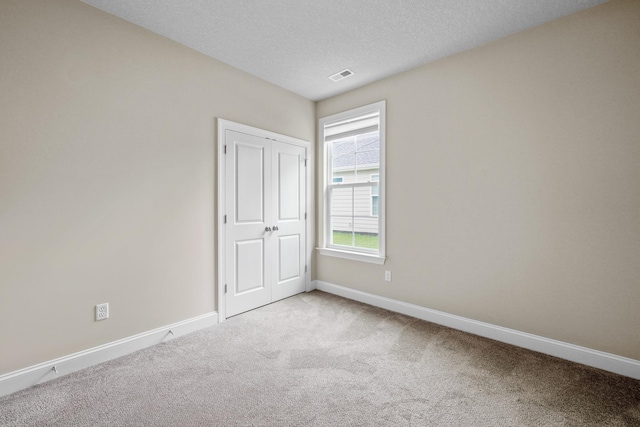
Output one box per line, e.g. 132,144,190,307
272,142,306,301
225,130,273,317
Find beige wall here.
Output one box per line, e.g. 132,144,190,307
317,0,640,360
0,0,315,374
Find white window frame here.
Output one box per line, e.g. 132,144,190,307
318,100,386,265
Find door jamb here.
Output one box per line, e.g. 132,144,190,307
217,119,311,322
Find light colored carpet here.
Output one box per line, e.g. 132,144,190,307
1,291,639,426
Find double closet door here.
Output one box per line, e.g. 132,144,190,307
224,129,307,317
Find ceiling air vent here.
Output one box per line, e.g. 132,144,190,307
329,68,354,82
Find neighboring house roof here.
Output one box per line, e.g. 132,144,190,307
333,132,379,169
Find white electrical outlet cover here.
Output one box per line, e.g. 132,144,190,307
96,303,109,321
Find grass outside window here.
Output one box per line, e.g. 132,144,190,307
332,231,379,250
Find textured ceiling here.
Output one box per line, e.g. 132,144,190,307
80,0,608,101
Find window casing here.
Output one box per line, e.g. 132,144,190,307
318,101,386,265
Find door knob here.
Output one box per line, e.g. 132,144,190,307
273,226,279,231
265,226,272,232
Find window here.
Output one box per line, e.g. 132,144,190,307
318,101,386,264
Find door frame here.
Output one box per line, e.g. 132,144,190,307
217,119,311,322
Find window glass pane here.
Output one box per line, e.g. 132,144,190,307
330,186,353,217
332,138,355,181
352,185,369,216
330,186,354,247
333,133,380,182
329,185,379,249
331,227,354,247
333,153,355,174
353,217,379,250
355,132,379,170
356,132,379,152
333,137,355,155
332,177,343,183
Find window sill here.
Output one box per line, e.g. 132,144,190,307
317,247,386,265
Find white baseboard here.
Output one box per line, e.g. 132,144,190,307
314,280,640,380
0,311,218,398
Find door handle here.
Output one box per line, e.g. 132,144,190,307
265,226,272,232
273,226,279,231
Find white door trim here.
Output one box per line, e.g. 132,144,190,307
217,119,310,322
